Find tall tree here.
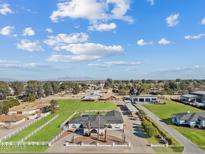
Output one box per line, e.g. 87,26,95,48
10,81,24,95
50,99,58,114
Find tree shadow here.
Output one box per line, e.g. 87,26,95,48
133,124,150,138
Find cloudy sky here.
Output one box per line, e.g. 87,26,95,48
0,0,205,80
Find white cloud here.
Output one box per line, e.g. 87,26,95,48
0,59,50,70
50,0,132,23
23,27,35,36
88,22,117,31
54,43,123,55
137,39,153,46
184,33,205,40
201,17,205,25
44,32,89,47
47,54,100,62
0,26,14,36
158,38,171,45
45,28,53,33
17,39,43,52
89,60,141,67
0,3,13,15
147,0,155,6
166,13,179,27
47,43,123,62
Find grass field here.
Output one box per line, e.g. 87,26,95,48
143,100,205,150
0,99,116,152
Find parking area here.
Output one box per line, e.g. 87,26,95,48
121,107,154,153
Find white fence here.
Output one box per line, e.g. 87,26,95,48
48,129,67,147
20,114,59,142
60,112,77,129
64,142,131,147
0,112,51,142
150,143,169,147
0,142,48,147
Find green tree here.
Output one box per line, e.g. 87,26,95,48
43,82,53,96
0,81,10,100
50,100,58,114
10,81,24,95
72,84,80,94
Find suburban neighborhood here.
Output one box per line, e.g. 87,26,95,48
0,79,205,153
1,0,205,153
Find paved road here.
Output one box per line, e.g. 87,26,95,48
137,105,205,154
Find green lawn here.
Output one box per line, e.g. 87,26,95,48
1,99,116,152
6,114,55,142
143,100,205,150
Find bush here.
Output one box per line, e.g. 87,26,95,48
170,146,184,152
138,108,179,146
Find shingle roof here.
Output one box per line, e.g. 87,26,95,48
181,94,198,98
69,110,123,129
174,112,205,122
191,91,205,95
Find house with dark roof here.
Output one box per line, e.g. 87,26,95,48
67,110,124,135
172,112,205,128
180,91,205,107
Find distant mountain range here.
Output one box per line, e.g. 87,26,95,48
0,76,95,82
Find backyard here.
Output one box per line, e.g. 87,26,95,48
143,100,205,150
0,99,116,152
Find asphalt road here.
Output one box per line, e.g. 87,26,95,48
137,105,205,154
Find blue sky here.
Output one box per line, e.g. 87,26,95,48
0,0,205,80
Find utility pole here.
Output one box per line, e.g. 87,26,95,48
97,112,100,140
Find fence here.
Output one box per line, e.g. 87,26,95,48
48,129,67,147
20,114,59,142
64,142,131,147
0,142,48,147
150,143,169,147
60,112,77,129
83,110,112,113
0,112,51,142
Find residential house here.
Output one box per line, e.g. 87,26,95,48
67,110,124,135
180,91,205,107
172,112,205,128
0,115,26,127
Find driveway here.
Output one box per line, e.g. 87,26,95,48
137,105,205,154
122,110,155,153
